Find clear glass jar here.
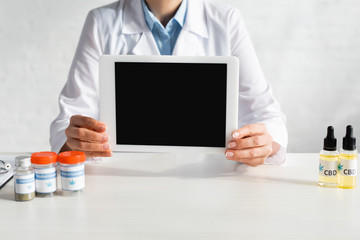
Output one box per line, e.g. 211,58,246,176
31,152,58,197
14,156,35,201
58,151,86,196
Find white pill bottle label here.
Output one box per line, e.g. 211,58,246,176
14,173,35,194
60,165,85,191
339,159,357,176
319,159,338,177
34,168,57,193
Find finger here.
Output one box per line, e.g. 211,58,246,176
70,115,106,132
84,150,113,158
232,123,267,140
66,126,108,143
225,145,272,159
228,134,272,150
228,157,266,167
66,137,111,152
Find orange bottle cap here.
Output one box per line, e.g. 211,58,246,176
58,151,86,164
31,151,57,164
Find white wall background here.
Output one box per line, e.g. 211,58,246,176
0,0,359,153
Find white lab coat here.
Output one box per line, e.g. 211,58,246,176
50,0,288,163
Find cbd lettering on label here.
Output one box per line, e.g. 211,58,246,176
339,158,357,176
319,159,338,177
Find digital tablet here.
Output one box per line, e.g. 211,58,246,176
0,157,14,190
99,55,239,154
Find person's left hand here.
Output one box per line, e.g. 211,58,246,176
225,123,279,167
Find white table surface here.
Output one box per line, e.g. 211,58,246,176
0,152,359,240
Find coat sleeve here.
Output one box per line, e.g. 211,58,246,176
50,11,102,153
228,8,288,164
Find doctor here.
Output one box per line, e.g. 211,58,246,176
50,0,288,166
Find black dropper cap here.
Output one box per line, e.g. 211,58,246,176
323,126,337,151
343,125,356,151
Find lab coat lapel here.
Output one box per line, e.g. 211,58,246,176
132,32,160,55
172,31,205,56
172,0,208,56
122,0,160,55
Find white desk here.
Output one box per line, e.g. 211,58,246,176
0,153,359,240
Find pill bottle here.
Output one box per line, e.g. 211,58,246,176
58,151,86,195
14,156,35,201
31,151,58,197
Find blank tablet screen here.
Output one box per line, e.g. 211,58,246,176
114,62,227,147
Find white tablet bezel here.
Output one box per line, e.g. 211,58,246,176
99,55,239,154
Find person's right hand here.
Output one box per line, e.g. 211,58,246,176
61,115,113,158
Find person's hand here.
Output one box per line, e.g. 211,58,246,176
225,123,279,167
61,115,113,158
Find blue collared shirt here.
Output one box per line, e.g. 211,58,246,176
142,0,188,55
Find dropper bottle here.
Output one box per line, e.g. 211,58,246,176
319,126,339,187
338,125,357,189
